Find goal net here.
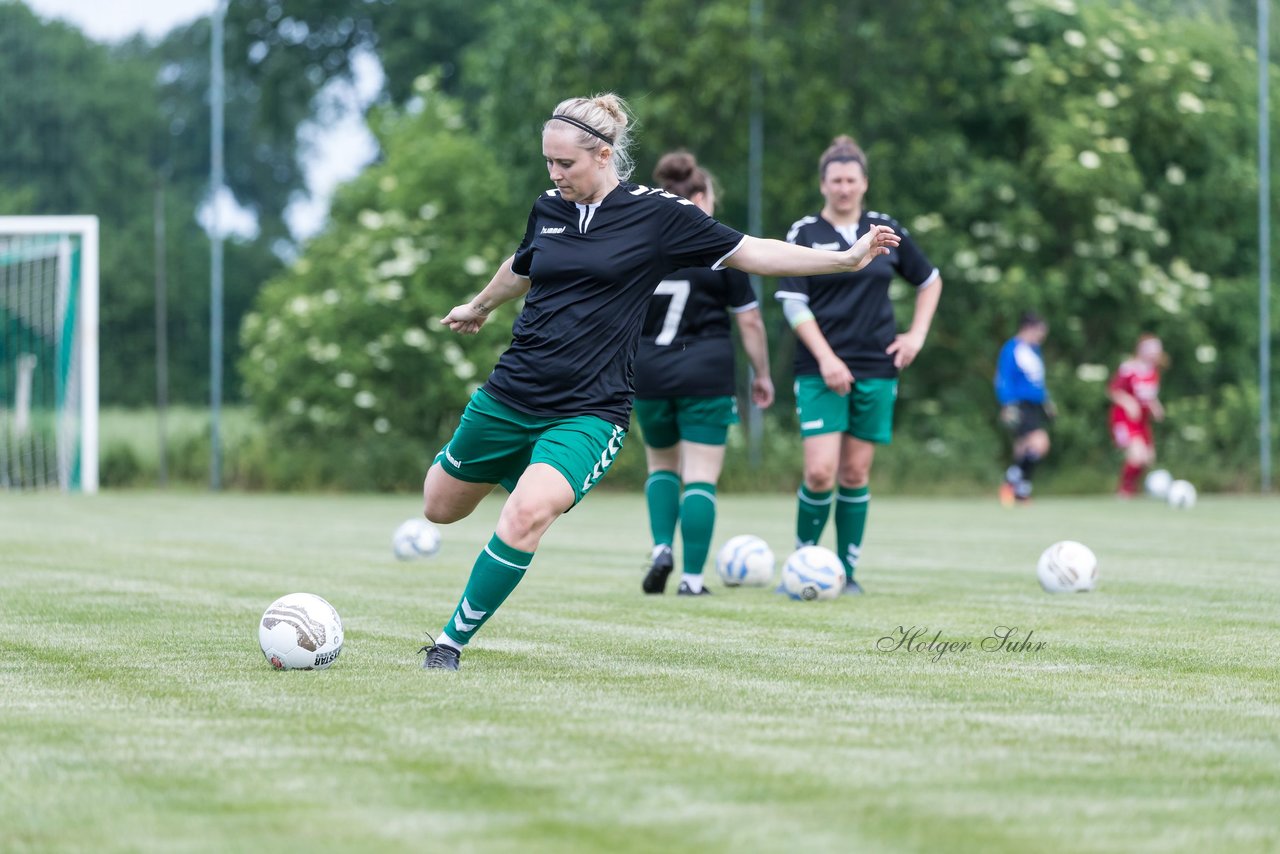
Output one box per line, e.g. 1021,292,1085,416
0,216,98,492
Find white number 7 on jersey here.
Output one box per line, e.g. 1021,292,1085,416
652,279,690,346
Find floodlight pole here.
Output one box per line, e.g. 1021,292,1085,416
210,0,225,490
1261,0,1272,492
747,0,764,469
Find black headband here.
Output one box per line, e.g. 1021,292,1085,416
550,114,615,146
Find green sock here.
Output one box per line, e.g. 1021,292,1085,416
836,485,870,581
796,484,834,547
679,482,717,575
441,533,532,647
645,470,680,547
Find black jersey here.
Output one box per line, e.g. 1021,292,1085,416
484,183,745,424
774,211,938,379
633,266,757,398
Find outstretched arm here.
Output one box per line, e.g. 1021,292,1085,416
441,255,531,335
732,307,774,408
724,225,900,277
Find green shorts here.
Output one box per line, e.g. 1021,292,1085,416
435,388,626,505
793,374,897,444
633,395,739,448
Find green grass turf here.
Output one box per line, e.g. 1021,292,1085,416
1,490,1277,853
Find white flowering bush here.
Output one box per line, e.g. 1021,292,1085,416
240,81,516,456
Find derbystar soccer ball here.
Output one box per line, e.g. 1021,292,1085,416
782,546,846,601
1167,479,1197,509
1036,541,1098,593
1145,468,1174,500
392,518,442,559
716,535,776,587
258,593,344,670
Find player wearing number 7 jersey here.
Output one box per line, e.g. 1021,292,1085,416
635,151,775,597
420,95,900,671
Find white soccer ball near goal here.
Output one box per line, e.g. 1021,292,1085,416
258,592,344,670
715,535,776,587
1036,540,1098,593
782,545,846,601
1144,468,1173,500
392,518,442,559
1166,479,1197,509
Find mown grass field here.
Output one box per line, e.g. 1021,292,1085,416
1,489,1277,853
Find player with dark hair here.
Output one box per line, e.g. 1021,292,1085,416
636,150,774,597
419,97,902,669
774,135,942,595
994,311,1053,505
1109,333,1166,498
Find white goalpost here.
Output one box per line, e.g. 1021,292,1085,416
0,216,99,493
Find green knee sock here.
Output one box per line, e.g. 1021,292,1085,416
835,485,870,581
441,533,532,647
645,470,680,548
679,482,717,575
796,484,834,547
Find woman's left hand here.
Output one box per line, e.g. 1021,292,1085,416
887,330,926,369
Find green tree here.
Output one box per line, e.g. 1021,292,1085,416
0,2,287,406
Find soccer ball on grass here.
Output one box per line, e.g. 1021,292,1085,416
393,518,442,559
1036,540,1098,593
716,535,776,587
258,592,344,670
781,546,846,601
1166,479,1197,509
1144,468,1173,500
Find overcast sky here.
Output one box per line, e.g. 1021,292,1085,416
24,0,216,41
22,0,379,239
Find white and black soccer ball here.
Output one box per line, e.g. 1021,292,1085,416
715,535,776,587
1144,468,1174,500
1166,479,1197,509
782,546,846,601
392,518,442,559
1036,540,1098,593
258,592,344,670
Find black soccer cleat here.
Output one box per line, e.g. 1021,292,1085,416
842,579,865,596
677,580,712,596
419,636,461,670
642,545,674,594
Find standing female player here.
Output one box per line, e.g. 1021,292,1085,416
774,135,942,595
421,96,901,669
1109,333,1166,498
635,151,774,597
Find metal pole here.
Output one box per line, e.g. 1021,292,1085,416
1260,0,1272,492
210,1,225,490
747,0,765,469
154,176,169,486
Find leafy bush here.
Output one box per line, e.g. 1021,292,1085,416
239,78,521,461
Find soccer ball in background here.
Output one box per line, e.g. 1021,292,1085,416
258,592,344,670
1144,468,1173,500
1036,540,1098,593
781,546,846,601
393,518,442,559
1167,479,1197,509
716,535,776,587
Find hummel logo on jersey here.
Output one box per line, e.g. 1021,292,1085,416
811,241,841,251
541,226,567,234
444,446,463,468
801,419,825,430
